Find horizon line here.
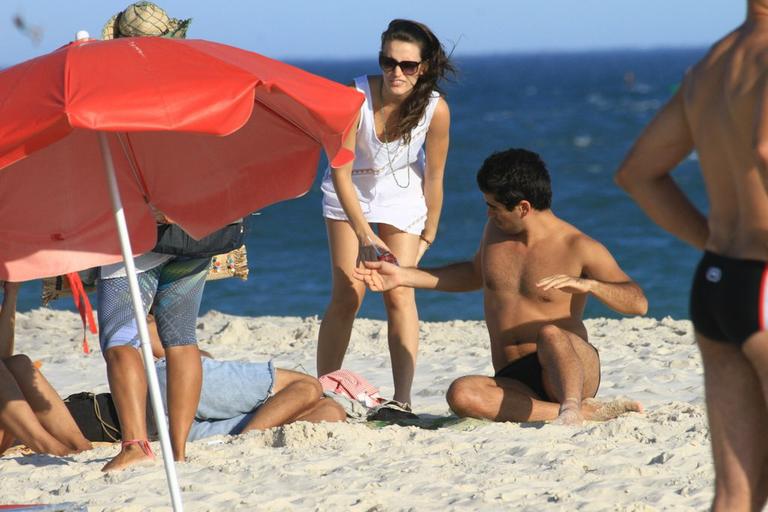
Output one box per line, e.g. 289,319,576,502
1,44,709,70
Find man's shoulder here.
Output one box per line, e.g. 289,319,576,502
556,223,606,255
535,218,602,260
679,32,734,88
549,216,590,244
689,27,768,80
699,28,743,67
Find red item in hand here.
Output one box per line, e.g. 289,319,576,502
378,250,399,266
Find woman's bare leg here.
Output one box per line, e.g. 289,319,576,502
317,219,367,376
0,358,75,456
4,354,91,452
379,225,420,405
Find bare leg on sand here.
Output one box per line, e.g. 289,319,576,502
101,346,153,472
0,355,91,456
4,354,91,453
379,224,421,406
241,370,345,433
317,220,366,378
536,325,601,425
447,374,641,423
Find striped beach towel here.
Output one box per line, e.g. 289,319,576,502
319,369,384,408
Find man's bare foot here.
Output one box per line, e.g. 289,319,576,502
101,443,154,472
550,398,643,425
552,397,584,425
582,398,643,421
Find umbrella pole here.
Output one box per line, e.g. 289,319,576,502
98,132,184,512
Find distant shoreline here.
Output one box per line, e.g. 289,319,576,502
1,46,709,71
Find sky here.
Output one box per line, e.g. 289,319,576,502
1,1,745,66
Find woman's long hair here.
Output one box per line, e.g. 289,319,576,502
380,19,455,143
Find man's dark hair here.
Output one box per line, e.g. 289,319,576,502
476,148,552,210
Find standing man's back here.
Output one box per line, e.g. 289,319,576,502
686,20,768,256
616,3,768,510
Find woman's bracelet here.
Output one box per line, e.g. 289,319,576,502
419,234,433,247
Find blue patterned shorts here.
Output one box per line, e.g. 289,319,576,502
97,257,210,352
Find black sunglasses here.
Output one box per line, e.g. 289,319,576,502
378,53,422,76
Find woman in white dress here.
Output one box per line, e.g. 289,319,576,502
318,19,454,409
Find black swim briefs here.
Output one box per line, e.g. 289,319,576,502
690,251,768,345
494,347,601,402
494,353,552,401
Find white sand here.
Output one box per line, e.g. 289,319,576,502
1,310,712,511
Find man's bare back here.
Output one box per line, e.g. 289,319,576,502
684,22,768,258
615,15,768,257
616,4,768,509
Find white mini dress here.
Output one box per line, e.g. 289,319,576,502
321,75,440,235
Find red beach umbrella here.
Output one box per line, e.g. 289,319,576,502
0,35,361,281
0,34,362,511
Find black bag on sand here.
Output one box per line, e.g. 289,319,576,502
153,220,246,259
64,392,157,442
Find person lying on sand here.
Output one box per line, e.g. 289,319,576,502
355,148,646,425
150,315,346,445
67,315,345,457
0,281,92,456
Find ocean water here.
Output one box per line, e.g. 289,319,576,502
15,49,708,321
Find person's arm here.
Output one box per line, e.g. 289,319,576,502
614,84,708,250
0,282,20,358
329,107,390,257
537,237,648,316
418,98,450,262
354,250,483,293
752,74,768,190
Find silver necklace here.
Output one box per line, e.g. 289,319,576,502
380,80,411,189
382,125,411,189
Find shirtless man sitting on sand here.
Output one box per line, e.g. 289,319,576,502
356,148,645,424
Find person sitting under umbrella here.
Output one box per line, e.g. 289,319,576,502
0,281,92,456
65,315,346,445
0,0,364,484
0,281,343,457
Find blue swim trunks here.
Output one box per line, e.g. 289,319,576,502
156,357,276,442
